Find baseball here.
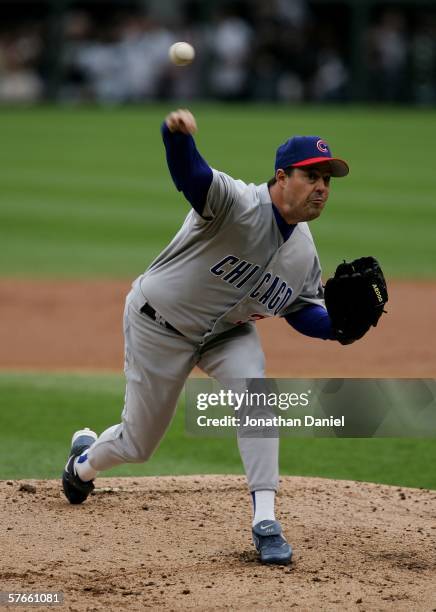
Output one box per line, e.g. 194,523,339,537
169,42,195,66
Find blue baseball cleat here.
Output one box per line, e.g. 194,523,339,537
62,428,97,505
252,520,293,565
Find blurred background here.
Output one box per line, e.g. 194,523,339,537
1,0,436,106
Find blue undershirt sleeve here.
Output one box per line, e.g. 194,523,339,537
161,122,213,215
285,304,335,340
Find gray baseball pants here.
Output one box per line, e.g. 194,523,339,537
87,281,279,492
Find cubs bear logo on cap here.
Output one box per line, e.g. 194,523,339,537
275,136,349,177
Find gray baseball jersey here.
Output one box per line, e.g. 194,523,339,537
139,169,324,341
87,166,325,495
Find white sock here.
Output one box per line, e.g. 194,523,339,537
252,490,276,526
74,453,98,482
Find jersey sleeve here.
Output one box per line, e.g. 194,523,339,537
201,169,244,221
161,122,213,216
284,304,334,340
161,122,245,224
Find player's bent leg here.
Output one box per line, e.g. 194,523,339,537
88,297,197,471
62,285,197,505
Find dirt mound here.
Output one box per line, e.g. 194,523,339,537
1,279,436,376
1,475,435,611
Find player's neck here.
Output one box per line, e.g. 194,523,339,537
269,184,298,226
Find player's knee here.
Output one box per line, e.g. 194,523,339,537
121,444,154,464
118,436,155,464
132,448,154,463
119,422,160,463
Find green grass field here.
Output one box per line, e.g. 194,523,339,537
1,104,435,279
1,372,435,489
1,105,435,488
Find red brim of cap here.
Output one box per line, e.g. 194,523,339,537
291,157,349,177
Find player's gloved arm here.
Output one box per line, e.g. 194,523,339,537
284,304,335,340
161,122,213,215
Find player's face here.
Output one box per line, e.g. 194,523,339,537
280,165,331,223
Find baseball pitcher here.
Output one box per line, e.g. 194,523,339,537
62,109,388,565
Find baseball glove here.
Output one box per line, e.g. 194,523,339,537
324,256,388,345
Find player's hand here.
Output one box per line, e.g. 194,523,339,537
165,109,197,135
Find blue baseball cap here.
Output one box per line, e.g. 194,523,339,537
275,136,349,177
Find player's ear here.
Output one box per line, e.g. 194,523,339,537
276,169,287,187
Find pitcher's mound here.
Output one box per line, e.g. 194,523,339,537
1,475,435,611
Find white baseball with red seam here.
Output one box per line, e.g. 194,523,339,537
169,42,195,66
